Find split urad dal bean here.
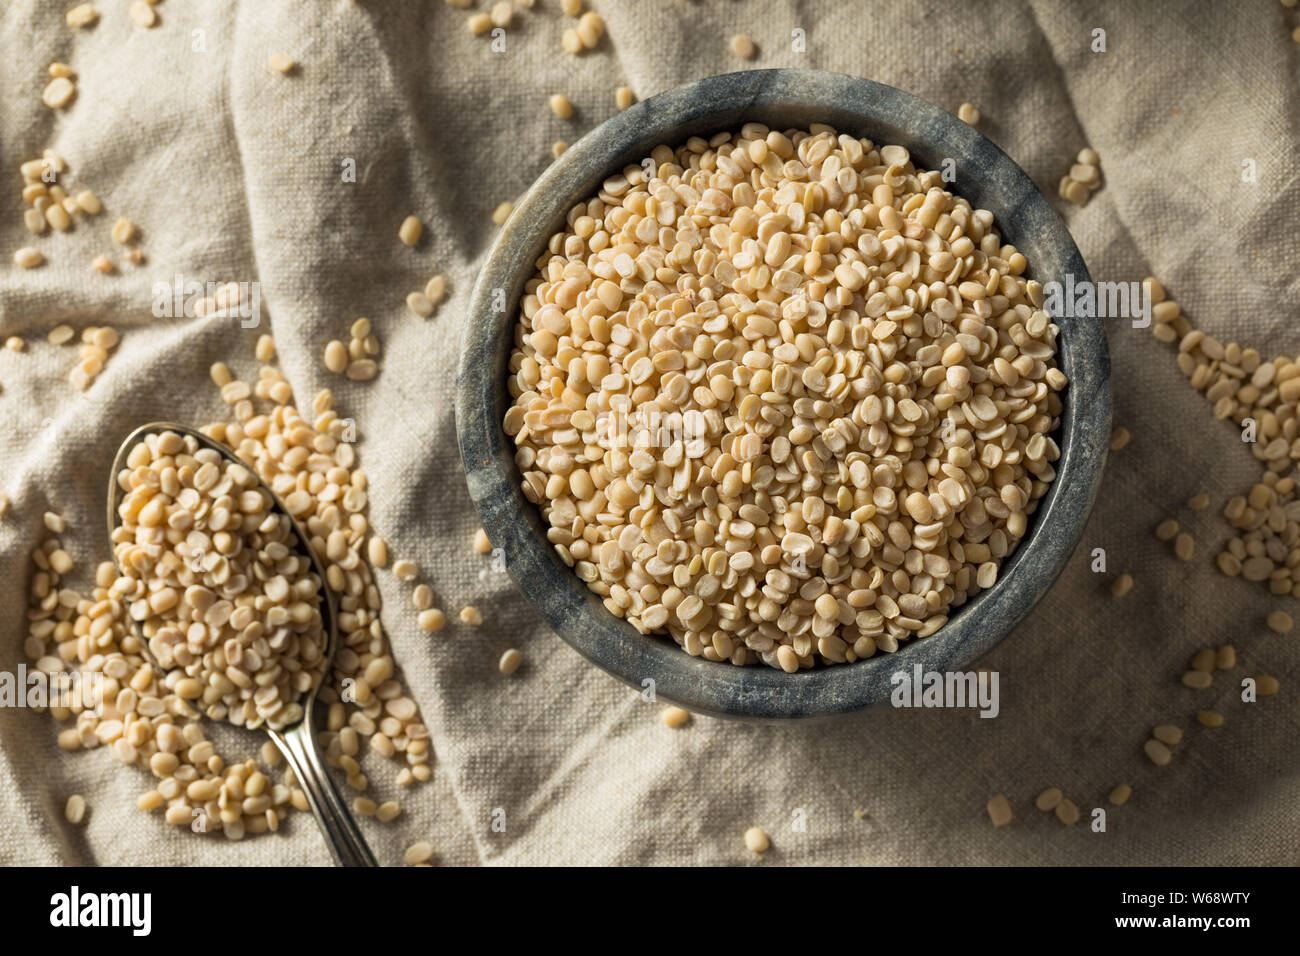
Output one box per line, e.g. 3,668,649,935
744,825,771,851
729,34,756,59
505,124,1066,671
1108,426,1130,451
1108,783,1132,806
1144,738,1172,766
1034,787,1062,811
549,93,573,119
1054,798,1080,826
661,706,690,728
957,102,980,125
615,86,635,110
111,430,329,731
985,794,1013,828
399,215,423,247
1110,572,1133,597
498,647,522,674
128,0,157,28
66,3,98,27
492,201,515,226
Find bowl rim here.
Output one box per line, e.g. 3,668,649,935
455,68,1111,719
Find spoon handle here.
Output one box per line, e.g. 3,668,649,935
269,722,378,867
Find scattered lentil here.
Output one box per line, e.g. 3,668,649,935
957,102,980,125
461,606,484,626
492,201,514,226
66,3,98,27
615,86,635,110
1108,783,1132,806
1054,798,1079,826
1109,426,1130,451
1196,710,1224,728
13,247,43,269
64,794,87,825
42,77,76,109
498,647,521,674
1152,723,1182,746
744,825,771,851
268,53,295,74
729,33,756,59
1143,738,1172,766
1110,573,1133,597
1266,610,1293,634
986,794,1013,828
404,841,435,865
1034,787,1062,811
399,215,423,247
661,706,690,728
128,0,156,28
548,93,573,119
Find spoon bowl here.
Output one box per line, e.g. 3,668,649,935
108,422,377,866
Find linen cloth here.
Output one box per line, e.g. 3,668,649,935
1,0,1296,866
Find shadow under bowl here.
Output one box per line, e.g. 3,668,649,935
455,68,1111,719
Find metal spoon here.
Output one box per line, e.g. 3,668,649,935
108,422,377,867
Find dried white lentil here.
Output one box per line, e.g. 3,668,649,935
744,825,771,851
729,33,756,59
64,794,87,825
66,3,98,27
13,247,43,269
1143,738,1172,766
128,0,156,27
957,102,980,125
1054,798,1079,826
399,215,423,247
548,93,573,119
42,77,76,109
268,53,295,74
1108,783,1131,806
461,606,484,627
404,841,435,865
498,647,521,674
661,706,690,728
985,795,1012,828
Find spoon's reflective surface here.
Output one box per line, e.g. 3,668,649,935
109,422,377,866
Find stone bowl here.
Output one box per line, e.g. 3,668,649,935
455,69,1110,719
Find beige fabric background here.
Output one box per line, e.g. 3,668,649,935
1,0,1296,866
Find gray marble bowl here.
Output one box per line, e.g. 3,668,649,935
456,69,1110,719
